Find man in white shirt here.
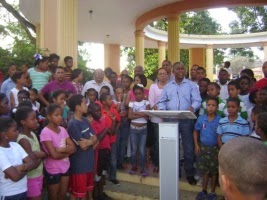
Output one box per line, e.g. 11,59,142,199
82,69,114,96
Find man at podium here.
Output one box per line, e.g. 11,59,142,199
158,62,201,185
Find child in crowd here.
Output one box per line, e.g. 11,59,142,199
52,90,69,128
97,93,121,185
125,74,149,107
238,76,254,109
122,74,132,97
196,66,207,82
29,88,40,112
10,90,31,119
250,105,267,140
128,84,150,176
0,93,10,117
28,54,51,92
193,97,221,200
256,112,267,145
63,56,73,81
15,107,47,200
0,117,35,200
198,78,210,101
199,82,225,117
99,85,110,96
40,104,76,200
86,88,98,105
223,80,248,120
67,94,98,200
10,72,28,108
71,69,84,94
113,86,129,170
259,87,267,106
217,98,250,148
218,138,267,200
88,102,112,200
217,69,229,101
240,68,255,89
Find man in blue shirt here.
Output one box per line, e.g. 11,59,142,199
158,62,201,185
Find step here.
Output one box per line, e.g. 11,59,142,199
116,170,223,196
105,180,223,200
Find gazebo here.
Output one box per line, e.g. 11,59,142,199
19,0,267,80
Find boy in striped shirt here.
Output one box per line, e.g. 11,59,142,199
217,97,249,148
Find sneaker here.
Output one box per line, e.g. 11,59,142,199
195,191,207,200
129,166,137,175
207,193,217,200
109,179,120,186
141,170,148,177
187,176,197,185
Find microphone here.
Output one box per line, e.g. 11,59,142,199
151,99,170,110
177,92,180,110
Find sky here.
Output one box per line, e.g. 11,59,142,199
0,4,264,69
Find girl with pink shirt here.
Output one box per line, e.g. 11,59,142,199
40,104,76,200
125,74,149,108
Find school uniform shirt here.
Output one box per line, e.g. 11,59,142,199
0,77,15,101
67,117,95,174
223,97,248,120
217,116,250,144
195,114,221,146
218,81,229,101
129,100,150,124
238,94,254,110
0,142,28,197
199,97,226,117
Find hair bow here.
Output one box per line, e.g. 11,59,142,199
137,84,144,88
34,53,43,60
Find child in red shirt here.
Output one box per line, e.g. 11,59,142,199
96,93,121,185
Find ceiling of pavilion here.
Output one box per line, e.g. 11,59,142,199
19,0,181,47
19,0,267,49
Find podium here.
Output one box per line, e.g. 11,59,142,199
142,110,197,200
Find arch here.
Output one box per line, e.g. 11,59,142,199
136,0,267,30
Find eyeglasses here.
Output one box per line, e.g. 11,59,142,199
158,73,167,76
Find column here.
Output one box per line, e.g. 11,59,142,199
104,44,121,73
158,41,166,68
40,0,77,67
167,15,180,64
264,42,267,61
206,45,214,81
135,30,145,67
189,48,205,69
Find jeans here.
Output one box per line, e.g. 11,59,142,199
116,119,130,166
109,142,117,180
152,122,159,167
130,126,147,171
166,119,195,177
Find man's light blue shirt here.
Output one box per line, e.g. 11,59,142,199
158,78,201,111
0,77,15,100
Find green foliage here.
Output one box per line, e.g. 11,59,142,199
229,6,267,33
180,11,221,34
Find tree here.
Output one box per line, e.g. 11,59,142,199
228,6,267,62
229,6,267,33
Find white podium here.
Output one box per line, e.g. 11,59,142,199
142,110,197,200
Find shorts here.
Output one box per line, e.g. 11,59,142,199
1,192,27,200
69,172,94,198
97,149,110,176
27,175,43,197
198,144,219,175
44,169,70,185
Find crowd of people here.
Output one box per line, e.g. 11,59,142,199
0,53,267,200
